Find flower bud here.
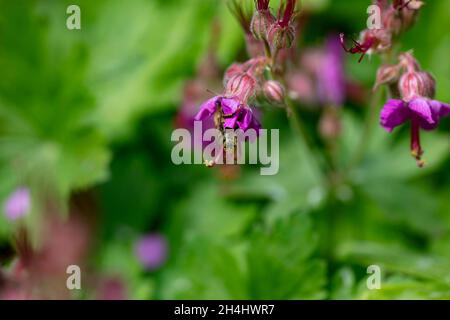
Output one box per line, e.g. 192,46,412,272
399,52,420,72
224,63,245,85
267,24,295,51
225,73,257,102
319,108,341,140
374,64,401,90
383,8,403,36
399,71,436,101
250,10,275,41
263,80,285,104
394,0,424,10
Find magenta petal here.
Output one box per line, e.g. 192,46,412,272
409,98,435,129
194,96,219,121
419,100,450,131
430,100,450,118
238,108,261,141
380,99,410,132
440,102,450,118
247,112,262,133
221,97,241,116
223,115,239,129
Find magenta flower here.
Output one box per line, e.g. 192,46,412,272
380,98,450,166
194,96,261,133
4,187,30,221
381,98,450,132
135,234,168,271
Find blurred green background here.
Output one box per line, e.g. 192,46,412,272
0,0,450,299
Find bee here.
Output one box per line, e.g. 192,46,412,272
213,98,239,161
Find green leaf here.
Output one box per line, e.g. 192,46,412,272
247,212,327,299
338,241,450,286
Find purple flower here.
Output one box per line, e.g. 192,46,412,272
317,36,346,107
4,187,30,221
135,234,168,271
380,97,450,166
381,98,450,132
194,96,261,133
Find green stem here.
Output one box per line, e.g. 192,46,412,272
283,97,332,178
347,51,398,170
347,89,383,169
263,39,272,60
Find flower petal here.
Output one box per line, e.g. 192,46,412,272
418,100,450,131
408,98,436,129
223,113,239,129
440,102,450,118
194,96,219,121
221,97,241,116
238,109,261,141
430,100,450,118
380,99,410,132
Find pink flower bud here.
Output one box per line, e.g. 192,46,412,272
393,0,424,33
224,63,245,85
225,73,257,102
263,80,285,104
399,71,436,101
267,24,295,51
250,10,275,41
374,64,401,90
406,0,424,10
266,0,297,51
394,0,424,10
399,52,421,72
319,109,342,139
382,7,403,36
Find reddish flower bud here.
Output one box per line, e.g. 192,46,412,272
278,0,296,28
399,52,420,72
250,10,275,41
394,0,424,10
267,0,297,51
224,63,245,85
399,71,436,101
225,73,257,102
263,80,285,104
382,7,403,35
392,0,424,33
319,108,342,140
374,64,401,90
267,23,295,50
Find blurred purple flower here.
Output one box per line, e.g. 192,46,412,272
316,36,346,107
4,187,30,221
135,234,168,271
